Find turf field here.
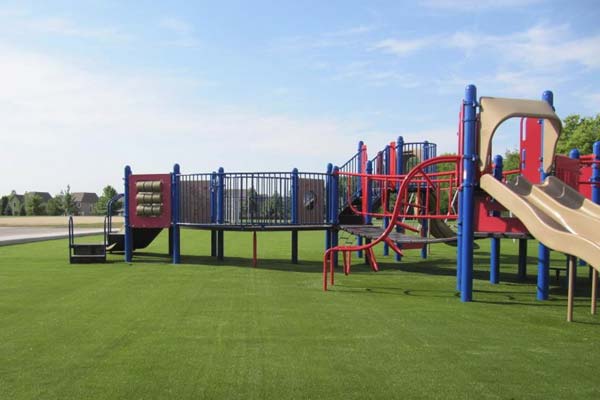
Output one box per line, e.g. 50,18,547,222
1,229,598,399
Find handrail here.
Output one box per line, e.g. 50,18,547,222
323,155,461,290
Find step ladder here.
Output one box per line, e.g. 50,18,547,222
68,216,107,263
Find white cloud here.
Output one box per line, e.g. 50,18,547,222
420,0,543,11
373,38,431,56
331,61,421,88
26,17,131,41
0,44,364,195
448,24,600,71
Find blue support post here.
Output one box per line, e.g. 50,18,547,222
124,165,133,263
357,141,364,258
490,155,503,284
421,141,430,259
537,90,554,300
210,172,217,257
459,84,477,302
291,168,299,263
172,164,181,264
593,141,600,204
332,166,340,267
396,136,404,262
217,167,225,261
291,168,299,225
357,140,364,194
383,146,390,256
365,160,373,265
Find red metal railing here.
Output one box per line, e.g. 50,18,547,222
324,155,461,290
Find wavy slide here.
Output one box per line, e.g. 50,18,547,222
479,174,600,272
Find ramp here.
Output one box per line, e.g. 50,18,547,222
479,174,600,271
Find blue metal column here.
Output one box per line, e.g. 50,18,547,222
364,160,373,265
421,141,430,259
124,165,133,262
383,146,390,256
593,141,600,204
217,167,225,261
332,166,340,267
395,136,404,262
459,84,477,302
172,163,181,264
357,141,364,259
537,90,554,300
291,168,299,263
490,155,503,284
210,171,217,257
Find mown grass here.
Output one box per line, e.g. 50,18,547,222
0,229,598,399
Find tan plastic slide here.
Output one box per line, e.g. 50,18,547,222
479,174,600,272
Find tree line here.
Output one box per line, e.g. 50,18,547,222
1,185,121,216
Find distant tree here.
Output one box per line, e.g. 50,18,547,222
267,191,287,220
62,185,77,215
25,194,45,215
0,196,8,216
95,185,119,215
502,149,520,172
46,195,65,216
556,114,600,155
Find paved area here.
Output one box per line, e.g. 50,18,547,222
0,216,123,227
0,226,106,246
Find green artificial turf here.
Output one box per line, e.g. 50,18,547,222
0,230,598,399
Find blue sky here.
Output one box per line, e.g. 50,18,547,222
1,0,599,195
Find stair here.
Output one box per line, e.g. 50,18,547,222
68,216,107,264
70,243,107,263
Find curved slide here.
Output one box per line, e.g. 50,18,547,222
479,174,600,272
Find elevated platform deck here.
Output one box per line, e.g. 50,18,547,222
340,224,530,243
178,223,332,232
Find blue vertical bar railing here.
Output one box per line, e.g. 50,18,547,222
395,136,404,262
537,90,554,300
124,165,133,262
490,155,503,284
459,84,477,302
172,163,181,264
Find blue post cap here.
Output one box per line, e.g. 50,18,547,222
124,165,131,174
292,167,298,173
173,163,180,173
542,90,554,106
465,84,477,103
218,167,224,173
569,149,580,159
366,160,373,173
326,163,333,173
397,136,404,144
493,154,503,167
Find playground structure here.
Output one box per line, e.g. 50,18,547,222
67,85,600,322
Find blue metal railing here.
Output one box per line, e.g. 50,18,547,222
176,171,329,226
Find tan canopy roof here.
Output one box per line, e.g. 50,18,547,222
478,97,562,173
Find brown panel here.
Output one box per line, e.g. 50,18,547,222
298,178,325,224
179,180,211,224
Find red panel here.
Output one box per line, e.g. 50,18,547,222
129,173,172,228
554,155,580,190
579,164,593,199
521,118,542,183
473,197,528,234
